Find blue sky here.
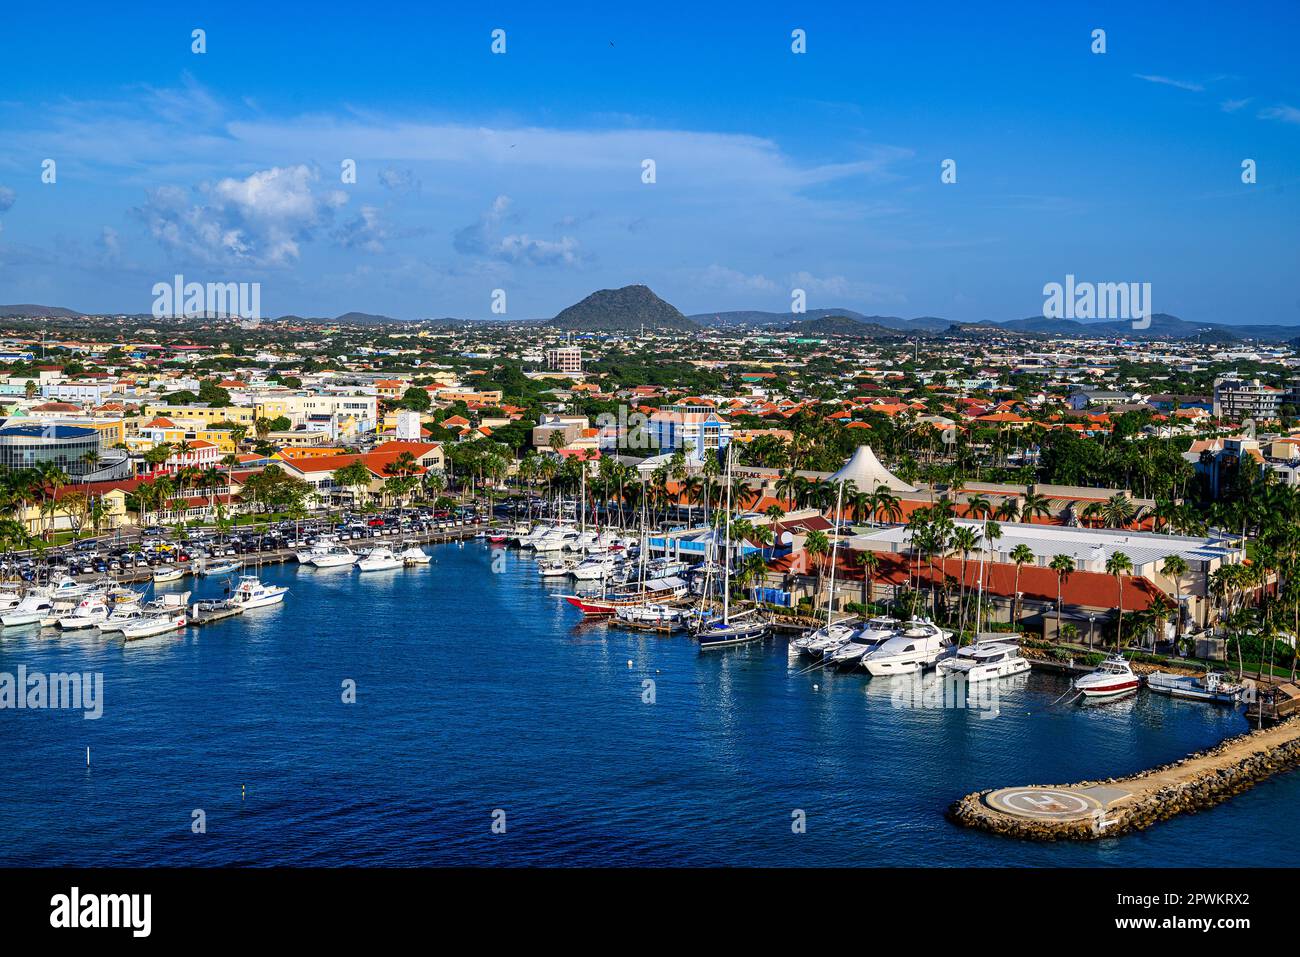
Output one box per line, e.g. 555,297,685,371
0,1,1297,323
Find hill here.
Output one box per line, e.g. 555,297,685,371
550,285,697,332
0,304,84,318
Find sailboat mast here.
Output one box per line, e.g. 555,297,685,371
826,479,843,629
722,447,732,625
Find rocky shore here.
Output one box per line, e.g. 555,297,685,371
949,716,1300,840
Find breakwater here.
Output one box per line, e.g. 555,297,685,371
949,716,1300,840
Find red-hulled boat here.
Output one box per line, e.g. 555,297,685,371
561,577,689,617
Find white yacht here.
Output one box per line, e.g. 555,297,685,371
197,558,242,577
2,594,55,627
792,620,857,658
826,617,901,667
398,543,431,565
862,619,953,676
571,556,619,581
58,595,111,630
532,527,580,552
1074,655,1140,699
357,546,402,572
121,609,187,640
303,541,358,568
230,576,288,609
615,603,686,627
0,588,24,611
537,558,573,578
153,566,185,583
936,638,1031,682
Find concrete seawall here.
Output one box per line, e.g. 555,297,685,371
949,716,1300,840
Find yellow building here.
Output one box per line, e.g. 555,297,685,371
141,404,257,429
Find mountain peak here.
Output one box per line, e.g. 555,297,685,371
549,285,697,332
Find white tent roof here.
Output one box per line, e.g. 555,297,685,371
828,445,916,493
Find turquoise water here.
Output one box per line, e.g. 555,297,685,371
0,542,1282,866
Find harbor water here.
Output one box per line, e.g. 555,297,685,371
0,542,1287,867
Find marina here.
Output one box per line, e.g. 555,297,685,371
0,537,1288,867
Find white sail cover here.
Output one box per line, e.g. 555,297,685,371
828,445,916,493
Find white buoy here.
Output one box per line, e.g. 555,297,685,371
627,659,633,668
813,684,819,691
86,746,90,767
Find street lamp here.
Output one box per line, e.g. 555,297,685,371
1088,614,1096,653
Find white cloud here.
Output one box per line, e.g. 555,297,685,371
1259,104,1300,125
134,165,347,267
1133,74,1205,92
692,264,778,293
454,195,582,267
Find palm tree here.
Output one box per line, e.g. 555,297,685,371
1105,551,1134,648
1049,554,1075,642
855,550,879,608
1009,543,1034,627
1160,554,1189,648
964,494,992,520
952,525,979,627
804,529,831,611
1020,491,1053,522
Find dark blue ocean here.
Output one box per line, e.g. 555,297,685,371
0,541,1286,867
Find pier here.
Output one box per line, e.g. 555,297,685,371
949,716,1300,840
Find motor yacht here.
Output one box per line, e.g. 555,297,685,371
153,566,185,583
791,620,857,658
2,594,55,627
58,595,111,630
537,558,573,578
398,543,431,565
197,558,243,576
936,637,1032,682
357,546,402,572
121,609,187,640
571,556,620,581
862,619,953,676
1073,654,1141,699
230,576,288,609
826,617,901,668
305,542,357,568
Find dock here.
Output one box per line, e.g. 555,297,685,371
949,715,1300,840
188,602,244,626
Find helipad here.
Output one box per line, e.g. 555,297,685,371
984,787,1105,821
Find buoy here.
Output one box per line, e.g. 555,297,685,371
627,659,633,668
813,684,819,691
86,746,90,767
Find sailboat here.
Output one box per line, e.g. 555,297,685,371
694,447,769,649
